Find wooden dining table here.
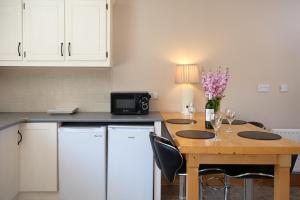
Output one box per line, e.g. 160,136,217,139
161,112,300,200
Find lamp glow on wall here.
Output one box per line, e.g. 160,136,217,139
175,64,200,115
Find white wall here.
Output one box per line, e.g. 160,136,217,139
0,0,299,129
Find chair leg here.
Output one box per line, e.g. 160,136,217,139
224,175,231,200
244,179,254,200
179,175,186,200
199,175,204,200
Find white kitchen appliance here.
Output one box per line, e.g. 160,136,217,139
107,125,154,200
58,125,106,200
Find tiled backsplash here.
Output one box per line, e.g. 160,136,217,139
0,68,111,112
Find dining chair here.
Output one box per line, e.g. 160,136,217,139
223,155,298,200
222,115,296,200
149,132,227,200
223,121,297,199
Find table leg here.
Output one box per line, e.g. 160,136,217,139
187,166,199,200
274,155,291,200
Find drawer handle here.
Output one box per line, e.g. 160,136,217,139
128,136,135,139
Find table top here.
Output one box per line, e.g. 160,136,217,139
161,112,300,155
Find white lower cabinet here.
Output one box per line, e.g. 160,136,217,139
19,123,58,192
0,123,157,200
0,125,19,200
107,126,154,200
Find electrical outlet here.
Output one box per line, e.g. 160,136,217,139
257,84,270,93
149,91,159,100
279,84,288,93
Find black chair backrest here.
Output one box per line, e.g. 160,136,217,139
153,136,183,183
149,132,162,169
291,155,298,173
248,121,265,129
149,132,178,170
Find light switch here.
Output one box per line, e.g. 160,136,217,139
279,84,288,93
257,84,271,93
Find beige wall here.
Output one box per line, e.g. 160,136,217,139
0,0,299,128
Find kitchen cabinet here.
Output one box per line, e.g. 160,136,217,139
24,0,64,61
0,125,20,200
19,123,57,192
0,0,23,61
59,125,106,200
0,0,111,67
66,0,107,61
107,125,154,200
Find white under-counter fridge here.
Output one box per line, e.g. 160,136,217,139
58,125,106,200
107,125,155,200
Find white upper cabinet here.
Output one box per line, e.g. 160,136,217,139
24,0,64,61
66,0,107,61
0,0,23,61
0,0,111,67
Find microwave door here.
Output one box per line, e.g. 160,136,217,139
113,97,137,114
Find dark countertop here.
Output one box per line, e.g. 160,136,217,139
0,112,163,131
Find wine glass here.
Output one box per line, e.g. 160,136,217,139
225,108,236,133
210,113,223,142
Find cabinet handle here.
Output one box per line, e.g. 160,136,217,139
60,42,64,56
18,42,21,56
17,130,22,145
68,42,71,56
128,136,136,139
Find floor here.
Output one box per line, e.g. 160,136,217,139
162,184,300,200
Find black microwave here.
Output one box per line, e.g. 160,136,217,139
111,92,151,115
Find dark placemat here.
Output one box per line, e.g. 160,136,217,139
176,130,215,139
238,131,282,140
165,119,197,124
222,119,247,125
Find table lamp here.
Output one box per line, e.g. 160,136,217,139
175,64,200,115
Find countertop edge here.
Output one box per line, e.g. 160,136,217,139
0,112,163,132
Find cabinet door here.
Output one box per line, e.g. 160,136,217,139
108,126,154,200
0,125,19,200
59,127,106,200
66,0,107,61
19,123,57,192
0,0,22,61
24,0,64,61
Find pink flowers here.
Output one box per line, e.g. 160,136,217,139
201,67,229,99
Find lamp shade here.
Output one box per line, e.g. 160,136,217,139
175,64,200,84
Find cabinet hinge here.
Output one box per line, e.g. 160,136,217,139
23,2,26,10
106,51,108,58
106,3,108,10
